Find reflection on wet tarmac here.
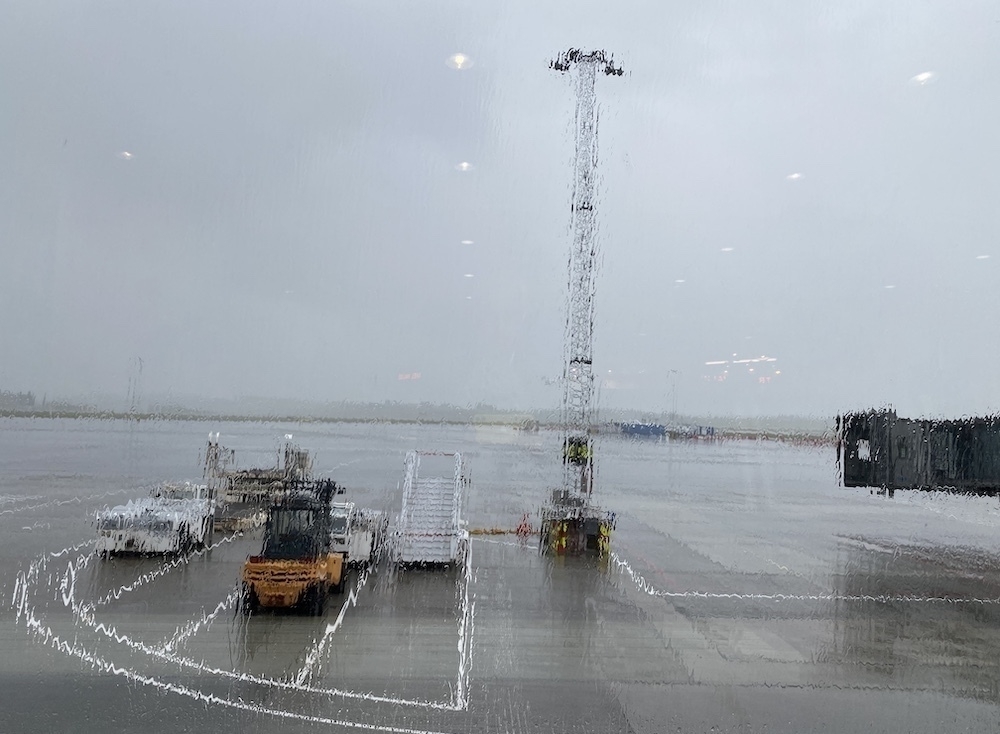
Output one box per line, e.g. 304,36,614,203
4,420,1000,732
824,538,1000,699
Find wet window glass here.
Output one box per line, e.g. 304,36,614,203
3,1,1000,732
330,516,349,534
270,510,314,539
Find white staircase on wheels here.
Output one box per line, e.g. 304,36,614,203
396,451,468,566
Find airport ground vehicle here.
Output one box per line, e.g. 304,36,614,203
205,436,314,532
330,502,388,566
96,482,215,556
241,479,344,615
395,451,469,566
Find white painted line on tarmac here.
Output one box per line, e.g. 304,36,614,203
0,488,134,517
294,564,374,686
472,537,523,549
14,542,463,731
161,586,240,654
95,532,242,605
610,551,1000,605
0,494,45,506
17,538,466,713
455,541,475,709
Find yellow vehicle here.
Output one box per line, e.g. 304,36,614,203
241,479,344,615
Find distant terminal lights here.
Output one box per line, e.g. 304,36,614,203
703,355,781,384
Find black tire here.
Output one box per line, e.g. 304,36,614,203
241,584,260,615
301,585,314,616
331,575,344,595
199,517,213,550
316,584,327,615
303,583,327,616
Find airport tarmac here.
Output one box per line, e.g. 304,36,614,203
2,417,1000,732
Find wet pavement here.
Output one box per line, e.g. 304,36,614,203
2,417,1000,732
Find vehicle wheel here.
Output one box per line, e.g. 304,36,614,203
197,519,209,550
241,584,259,615
303,584,327,616
300,585,314,615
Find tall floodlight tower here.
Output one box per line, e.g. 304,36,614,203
540,49,622,557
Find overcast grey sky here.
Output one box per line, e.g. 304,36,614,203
2,0,998,417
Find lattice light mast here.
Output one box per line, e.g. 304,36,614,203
541,48,622,556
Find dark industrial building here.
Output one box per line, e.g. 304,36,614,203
837,409,1000,495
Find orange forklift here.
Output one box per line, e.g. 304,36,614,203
241,479,344,615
